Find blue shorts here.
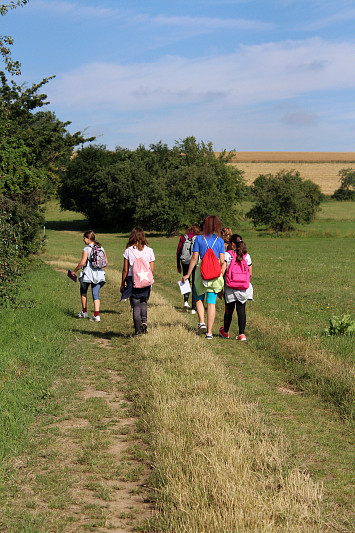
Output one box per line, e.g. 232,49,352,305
194,287,218,305
80,280,105,301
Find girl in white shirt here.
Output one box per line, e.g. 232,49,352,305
120,227,155,336
219,234,253,341
72,230,107,322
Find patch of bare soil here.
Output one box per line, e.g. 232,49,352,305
5,341,154,532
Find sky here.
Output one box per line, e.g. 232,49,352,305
2,0,355,151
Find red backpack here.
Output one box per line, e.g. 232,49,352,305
200,236,222,281
225,251,250,290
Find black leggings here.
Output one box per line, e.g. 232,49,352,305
223,300,246,335
131,296,148,335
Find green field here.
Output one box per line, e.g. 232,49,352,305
0,199,354,531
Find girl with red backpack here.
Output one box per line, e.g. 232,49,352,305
219,234,253,341
120,227,155,336
182,216,226,339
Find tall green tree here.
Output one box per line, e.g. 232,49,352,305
247,170,322,235
1,1,29,75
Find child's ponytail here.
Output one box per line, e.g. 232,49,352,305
230,234,247,262
84,230,101,248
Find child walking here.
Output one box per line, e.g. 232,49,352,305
176,223,201,313
120,227,155,336
219,234,253,341
72,230,107,322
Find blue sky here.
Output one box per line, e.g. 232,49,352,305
3,0,355,151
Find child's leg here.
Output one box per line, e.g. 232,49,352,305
182,264,190,303
91,284,101,316
235,300,246,334
81,294,88,312
140,296,148,326
131,297,142,335
191,268,196,310
224,301,236,333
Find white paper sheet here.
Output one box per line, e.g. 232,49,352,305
178,279,191,295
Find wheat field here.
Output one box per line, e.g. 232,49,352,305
216,152,355,194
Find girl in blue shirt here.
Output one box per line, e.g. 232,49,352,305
182,215,226,339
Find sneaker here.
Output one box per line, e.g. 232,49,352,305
196,323,207,335
237,334,247,341
90,315,101,322
191,309,196,315
219,327,230,339
206,333,213,340
141,323,148,334
184,301,191,311
78,311,88,318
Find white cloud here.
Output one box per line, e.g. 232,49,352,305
48,38,355,113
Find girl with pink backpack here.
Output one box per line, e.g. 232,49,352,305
120,227,155,336
219,234,253,341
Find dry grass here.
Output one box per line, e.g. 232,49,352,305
130,292,324,532
214,152,355,194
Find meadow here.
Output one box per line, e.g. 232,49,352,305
0,199,354,531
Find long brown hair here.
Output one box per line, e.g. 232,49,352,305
230,234,247,262
83,230,101,247
202,215,222,236
186,223,201,235
126,226,148,251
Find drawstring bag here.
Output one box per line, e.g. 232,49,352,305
200,236,221,281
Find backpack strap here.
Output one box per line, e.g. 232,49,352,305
203,235,218,250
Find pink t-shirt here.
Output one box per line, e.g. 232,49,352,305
123,245,155,276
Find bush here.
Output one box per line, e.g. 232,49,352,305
323,315,355,337
332,168,355,201
0,198,44,306
60,138,246,233
247,170,322,234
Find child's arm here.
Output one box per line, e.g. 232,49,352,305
219,252,226,276
181,251,199,283
149,261,155,277
120,258,129,292
72,250,88,275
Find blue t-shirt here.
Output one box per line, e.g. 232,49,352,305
192,234,225,259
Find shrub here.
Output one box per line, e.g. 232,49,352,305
247,170,322,234
332,168,355,201
323,315,355,337
59,138,246,233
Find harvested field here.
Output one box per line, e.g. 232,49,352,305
216,152,355,195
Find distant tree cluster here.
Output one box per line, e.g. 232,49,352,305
60,138,246,234
332,168,355,201
247,170,322,234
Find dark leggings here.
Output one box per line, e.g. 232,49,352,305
182,264,196,309
224,300,246,335
131,296,148,335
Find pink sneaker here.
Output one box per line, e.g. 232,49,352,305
237,334,247,341
219,327,230,339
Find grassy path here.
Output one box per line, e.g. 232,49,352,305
1,205,353,530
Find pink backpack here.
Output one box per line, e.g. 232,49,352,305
132,249,154,289
225,251,250,290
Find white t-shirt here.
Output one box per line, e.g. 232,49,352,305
224,251,253,304
80,244,106,284
123,245,155,276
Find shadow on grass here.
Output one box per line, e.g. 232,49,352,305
45,220,89,231
71,328,132,339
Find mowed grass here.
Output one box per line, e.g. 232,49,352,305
0,200,353,531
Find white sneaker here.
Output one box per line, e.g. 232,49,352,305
184,301,191,311
196,323,206,335
78,311,88,318
90,315,101,322
191,309,196,314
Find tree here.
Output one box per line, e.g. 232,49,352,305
0,71,94,202
247,170,322,235
332,168,355,201
1,1,29,75
60,138,246,233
